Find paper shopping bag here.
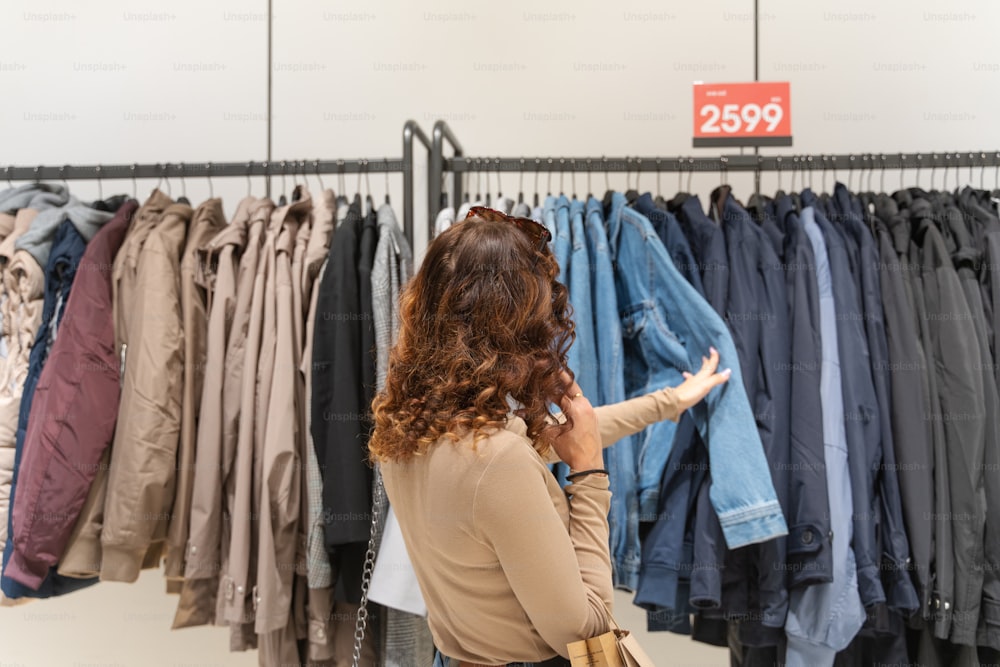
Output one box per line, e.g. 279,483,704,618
567,631,626,667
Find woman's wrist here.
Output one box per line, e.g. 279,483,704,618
569,456,606,474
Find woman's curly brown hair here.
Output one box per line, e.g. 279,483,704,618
369,215,575,463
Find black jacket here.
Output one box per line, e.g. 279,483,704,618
311,196,369,601
914,212,986,643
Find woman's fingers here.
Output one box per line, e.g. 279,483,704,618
703,347,720,374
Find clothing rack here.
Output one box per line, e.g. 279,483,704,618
428,120,1000,243
2,120,433,249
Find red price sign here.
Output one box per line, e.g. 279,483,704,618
693,81,792,147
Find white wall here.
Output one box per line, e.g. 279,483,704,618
1,0,999,664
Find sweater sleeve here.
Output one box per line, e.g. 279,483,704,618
474,445,613,658
543,387,682,464
594,387,682,445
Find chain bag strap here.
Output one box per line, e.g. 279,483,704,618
351,466,388,667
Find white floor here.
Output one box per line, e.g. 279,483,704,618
0,568,729,666
613,589,729,667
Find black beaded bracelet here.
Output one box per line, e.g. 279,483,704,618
566,468,609,482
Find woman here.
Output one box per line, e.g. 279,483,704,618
369,207,730,667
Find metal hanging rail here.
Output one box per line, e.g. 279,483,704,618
2,120,433,248
429,119,1000,243
443,151,1000,174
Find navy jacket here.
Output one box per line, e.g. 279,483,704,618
713,190,792,640
831,184,918,616
669,194,729,621
803,189,885,608
774,193,833,589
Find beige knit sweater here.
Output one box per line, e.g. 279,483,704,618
382,387,681,664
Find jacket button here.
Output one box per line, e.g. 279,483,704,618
801,530,814,545
935,599,941,609
237,585,244,595
316,628,326,641
944,601,950,611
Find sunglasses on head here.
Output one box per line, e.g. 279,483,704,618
466,206,552,254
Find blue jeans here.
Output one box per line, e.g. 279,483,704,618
605,192,786,549
433,650,570,667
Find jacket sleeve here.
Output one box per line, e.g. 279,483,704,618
101,226,185,582
474,444,612,658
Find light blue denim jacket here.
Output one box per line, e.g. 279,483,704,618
583,197,637,588
605,192,786,550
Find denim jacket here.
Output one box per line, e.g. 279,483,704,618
605,192,785,550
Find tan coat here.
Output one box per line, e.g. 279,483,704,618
58,190,174,578
256,193,311,665
216,200,274,634
165,199,227,583
172,197,255,629
100,201,192,582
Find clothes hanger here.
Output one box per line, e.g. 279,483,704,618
290,160,303,202
312,159,323,195
558,159,565,197
621,157,631,203
355,160,364,206
246,161,254,198
788,157,802,211
533,159,541,208
601,156,615,212
384,158,391,205
277,161,288,206
585,158,593,200
546,159,553,198
364,160,374,211
177,163,191,205
473,158,481,203
624,158,640,204
667,158,692,211
570,159,577,200
485,158,492,207
338,159,347,203
517,159,525,205
161,163,172,198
